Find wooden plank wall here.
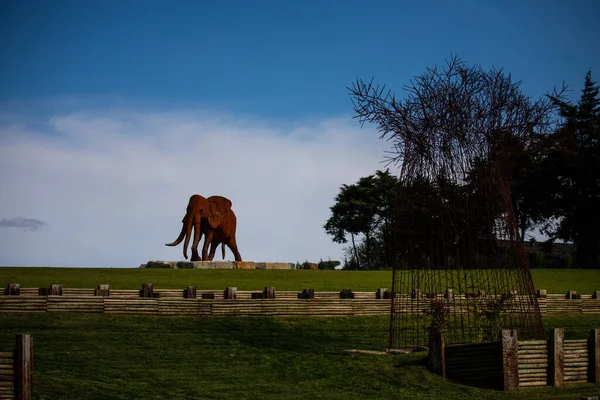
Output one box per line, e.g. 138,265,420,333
0,335,33,400
0,351,13,400
0,296,392,317
444,342,503,390
1,287,599,317
517,336,594,387
517,340,548,387
564,339,588,384
442,329,599,391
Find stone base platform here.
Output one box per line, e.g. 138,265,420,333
140,261,293,270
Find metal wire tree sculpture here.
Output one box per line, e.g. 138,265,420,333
350,57,554,348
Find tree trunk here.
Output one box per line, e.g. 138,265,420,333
351,233,359,268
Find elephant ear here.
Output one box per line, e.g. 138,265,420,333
208,196,232,228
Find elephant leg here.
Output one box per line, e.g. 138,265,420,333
201,232,213,261
191,248,201,262
226,238,242,262
207,239,219,261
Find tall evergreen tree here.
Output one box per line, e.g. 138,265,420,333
543,71,600,267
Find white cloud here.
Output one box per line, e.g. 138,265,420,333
0,107,392,267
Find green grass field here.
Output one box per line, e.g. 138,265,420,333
1,268,599,398
0,313,598,400
1,267,599,292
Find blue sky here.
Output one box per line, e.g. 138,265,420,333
0,0,599,267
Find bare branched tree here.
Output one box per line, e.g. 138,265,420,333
351,56,557,347
349,56,558,181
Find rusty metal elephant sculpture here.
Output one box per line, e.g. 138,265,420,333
165,194,242,261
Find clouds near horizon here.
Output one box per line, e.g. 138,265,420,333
0,106,391,267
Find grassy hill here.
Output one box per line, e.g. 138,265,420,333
0,267,599,293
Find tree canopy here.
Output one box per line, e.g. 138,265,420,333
324,170,398,269
326,58,600,269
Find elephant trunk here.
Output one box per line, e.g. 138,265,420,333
165,224,186,247
191,221,202,259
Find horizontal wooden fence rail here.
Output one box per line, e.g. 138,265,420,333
0,297,392,317
0,334,33,400
2,284,600,317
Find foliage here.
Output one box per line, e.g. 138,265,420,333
318,259,341,270
0,313,598,399
541,72,600,267
423,300,450,334
324,170,398,269
348,56,557,271
299,261,318,270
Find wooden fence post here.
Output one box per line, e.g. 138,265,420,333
501,329,519,392
340,289,354,299
184,286,197,299
5,284,20,296
590,328,600,383
376,288,387,299
427,332,445,378
224,287,237,300
50,284,62,296
298,289,314,299
550,328,564,387
15,334,33,400
140,283,153,298
95,284,110,297
263,287,276,299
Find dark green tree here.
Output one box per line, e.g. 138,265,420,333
541,71,600,267
324,170,398,269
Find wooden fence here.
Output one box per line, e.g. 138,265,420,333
429,328,600,391
1,284,600,317
0,335,33,400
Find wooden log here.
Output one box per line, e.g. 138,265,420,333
519,340,547,346
518,381,547,387
502,329,519,392
376,288,387,299
95,284,110,297
518,354,547,360
537,289,547,298
518,363,547,368
445,289,454,299
427,332,445,378
518,371,547,377
298,289,314,299
550,328,564,387
4,284,20,296
50,285,62,296
15,334,32,400
140,283,153,298
263,287,276,299
224,287,237,300
184,286,196,299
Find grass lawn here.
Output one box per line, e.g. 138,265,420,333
0,313,598,399
0,267,599,293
